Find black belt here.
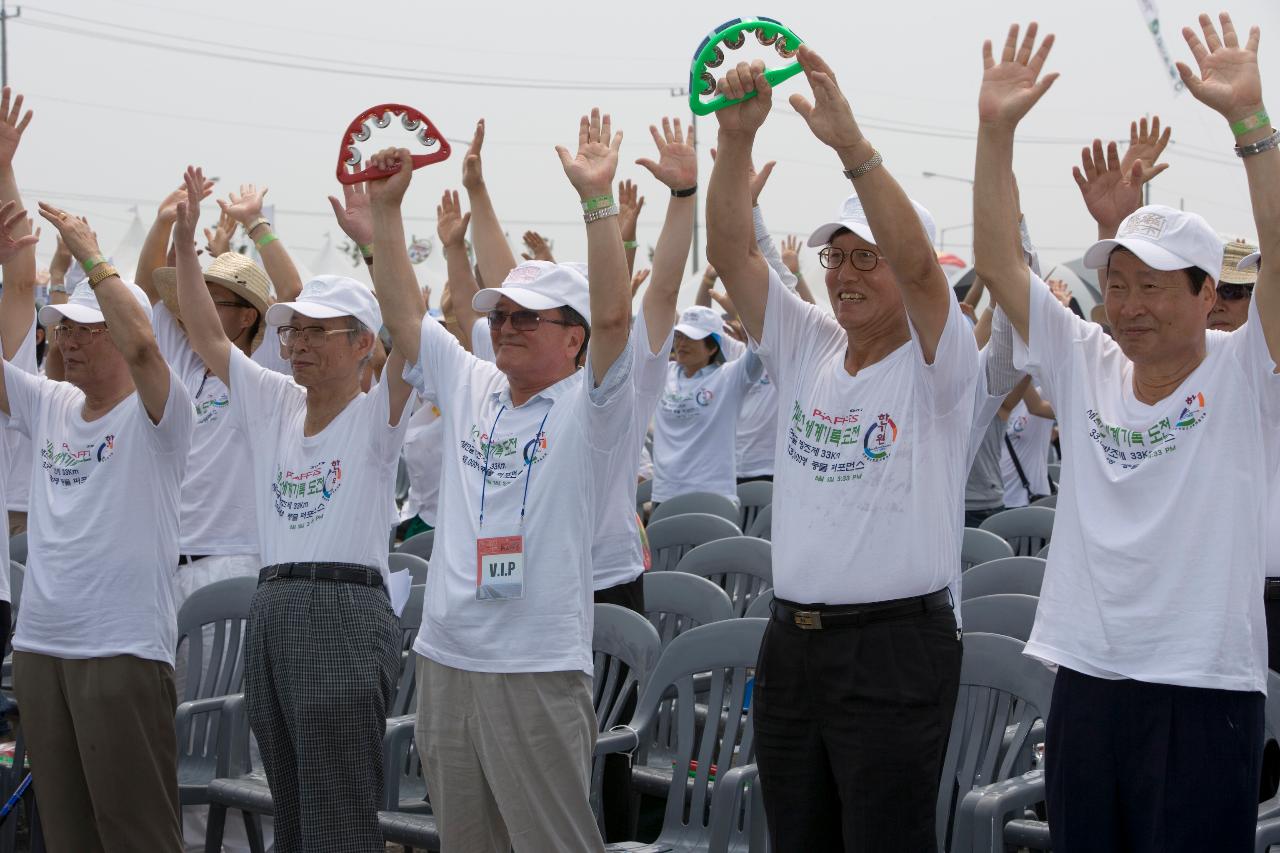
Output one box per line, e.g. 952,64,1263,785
773,589,952,630
1266,578,1280,602
258,562,383,589
179,554,209,564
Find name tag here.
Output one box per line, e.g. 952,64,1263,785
476,535,525,601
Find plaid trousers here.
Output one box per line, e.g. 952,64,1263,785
245,576,400,853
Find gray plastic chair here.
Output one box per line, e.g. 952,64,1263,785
389,584,426,717
394,456,410,505
645,513,742,574
961,594,1039,643
743,588,774,620
649,492,741,529
636,478,653,516
1035,543,1050,559
675,537,773,618
394,529,434,561
960,558,1046,602
1029,493,1057,509
746,503,772,541
8,561,21,625
978,506,1056,557
1046,462,1061,485
388,552,430,586
7,533,24,566
962,527,1015,571
643,571,734,654
596,618,769,853
736,481,773,535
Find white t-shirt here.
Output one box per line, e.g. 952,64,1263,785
471,316,496,363
227,347,411,586
752,266,979,605
652,349,761,503
3,323,36,514
401,397,443,527
5,366,192,664
1014,273,1277,694
154,304,284,555
408,314,634,675
1000,399,1053,508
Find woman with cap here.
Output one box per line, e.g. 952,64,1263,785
173,165,413,852
976,16,1279,849
706,46,978,850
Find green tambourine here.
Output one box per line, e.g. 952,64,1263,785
688,16,805,116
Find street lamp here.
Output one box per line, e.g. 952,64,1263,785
922,170,975,185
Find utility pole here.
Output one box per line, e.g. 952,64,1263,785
0,1,20,87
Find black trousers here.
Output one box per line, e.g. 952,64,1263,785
1045,666,1264,853
964,505,1004,528
754,596,962,852
593,572,645,614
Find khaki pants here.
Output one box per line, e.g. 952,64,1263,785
13,651,182,853
414,656,605,853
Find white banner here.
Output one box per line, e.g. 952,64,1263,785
1137,0,1186,94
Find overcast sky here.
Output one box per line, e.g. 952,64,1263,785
7,0,1279,307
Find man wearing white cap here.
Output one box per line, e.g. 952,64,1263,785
707,50,977,850
367,105,633,852
975,17,1278,848
0,201,193,851
172,166,412,852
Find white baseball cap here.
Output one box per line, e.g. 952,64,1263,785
472,260,592,325
39,280,153,327
1083,205,1223,282
1238,250,1262,272
806,193,938,248
673,305,722,341
265,275,382,335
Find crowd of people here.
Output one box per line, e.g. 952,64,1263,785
0,8,1273,853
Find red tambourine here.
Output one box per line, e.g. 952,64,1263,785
335,104,452,185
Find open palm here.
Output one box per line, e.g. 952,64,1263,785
1177,13,1263,120
978,23,1058,127
636,117,696,190
557,108,621,199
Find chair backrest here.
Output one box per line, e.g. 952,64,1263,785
960,594,1039,642
937,631,1056,850
674,537,773,618
743,588,774,619
1036,543,1050,559
650,492,741,529
636,478,653,515
736,481,773,533
978,506,1056,557
960,557,1046,601
388,552,430,585
8,532,24,566
746,503,772,540
645,513,742,573
644,571,735,652
389,584,427,717
629,618,767,851
394,455,410,504
1046,462,1061,485
395,529,435,561
1030,493,1057,509
8,561,21,622
961,527,1015,571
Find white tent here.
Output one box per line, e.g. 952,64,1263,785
108,208,149,280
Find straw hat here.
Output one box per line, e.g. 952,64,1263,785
152,252,272,352
1220,239,1259,285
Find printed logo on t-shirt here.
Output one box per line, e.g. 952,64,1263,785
694,389,714,406
460,424,550,488
863,413,899,462
1010,414,1028,434
1085,391,1208,469
194,393,229,426
785,401,870,483
273,459,343,529
661,386,712,418
40,434,115,487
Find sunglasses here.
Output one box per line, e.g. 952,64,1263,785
1216,283,1254,302
487,309,573,332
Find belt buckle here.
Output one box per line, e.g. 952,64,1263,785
793,610,823,630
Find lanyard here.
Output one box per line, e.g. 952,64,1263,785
478,404,552,531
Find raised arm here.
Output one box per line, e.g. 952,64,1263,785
617,180,644,275
137,179,214,304
780,236,817,304
0,87,35,361
1177,13,1280,361
0,204,39,415
555,108,630,385
368,148,426,365
172,166,233,385
461,119,518,291
39,203,172,422
520,230,556,262
327,181,375,270
436,189,481,339
219,184,303,302
973,22,1059,342
635,117,697,355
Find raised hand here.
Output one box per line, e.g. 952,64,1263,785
781,235,801,274
327,181,374,247
1121,116,1172,177
618,179,645,237
173,166,206,246
635,117,697,191
521,230,554,262
555,107,623,200
436,189,471,248
36,204,101,267
1177,13,1264,125
0,88,31,172
49,235,72,281
461,119,486,191
157,178,214,225
714,60,773,137
789,46,863,152
630,267,650,297
709,289,738,318
0,201,37,264
367,147,414,209
710,147,776,204
1072,139,1164,232
204,208,237,257
1047,277,1074,308
217,183,269,226
977,22,1059,128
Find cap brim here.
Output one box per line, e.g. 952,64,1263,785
39,303,104,327
806,219,875,248
265,300,349,327
1083,238,1193,272
1238,251,1262,271
472,286,566,314
673,323,715,340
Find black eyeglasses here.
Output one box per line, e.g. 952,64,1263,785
1216,283,1254,302
487,309,573,332
818,246,884,272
